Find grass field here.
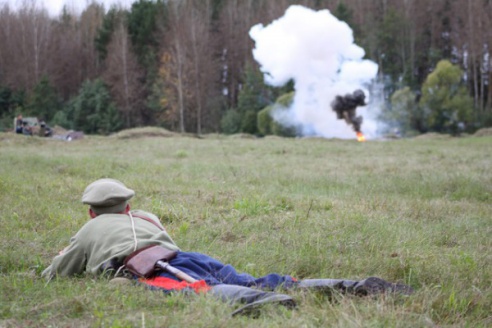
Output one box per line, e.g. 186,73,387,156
0,130,491,327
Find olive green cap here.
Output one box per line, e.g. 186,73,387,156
82,178,135,214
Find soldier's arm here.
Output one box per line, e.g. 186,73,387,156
42,236,87,279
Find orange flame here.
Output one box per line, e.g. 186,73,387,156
356,132,366,142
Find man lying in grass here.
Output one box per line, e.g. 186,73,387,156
42,178,413,315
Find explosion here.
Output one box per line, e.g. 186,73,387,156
330,89,367,140
249,5,379,139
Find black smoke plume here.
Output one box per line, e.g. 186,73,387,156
330,89,366,133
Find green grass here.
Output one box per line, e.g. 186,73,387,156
0,132,491,327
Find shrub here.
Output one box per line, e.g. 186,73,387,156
271,110,298,137
257,92,297,137
257,105,273,136
419,60,474,134
276,92,294,107
388,87,422,136
240,110,258,134
220,109,242,134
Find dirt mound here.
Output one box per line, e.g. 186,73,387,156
111,127,177,139
473,127,492,137
52,125,68,135
198,133,222,140
413,132,452,140
263,135,285,140
228,133,257,139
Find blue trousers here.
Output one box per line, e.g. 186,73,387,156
156,251,297,290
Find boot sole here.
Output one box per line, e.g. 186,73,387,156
355,277,414,296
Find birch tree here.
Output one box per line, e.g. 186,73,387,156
103,18,144,128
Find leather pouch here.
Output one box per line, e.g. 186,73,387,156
124,245,178,278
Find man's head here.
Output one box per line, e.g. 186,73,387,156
82,179,135,216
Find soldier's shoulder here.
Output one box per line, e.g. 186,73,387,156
131,210,159,220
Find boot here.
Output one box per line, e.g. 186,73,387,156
298,277,413,296
351,277,414,296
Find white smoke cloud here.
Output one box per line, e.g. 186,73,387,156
249,5,380,139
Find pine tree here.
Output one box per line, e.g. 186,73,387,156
66,79,122,134
26,76,60,122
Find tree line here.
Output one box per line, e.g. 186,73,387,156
0,0,491,136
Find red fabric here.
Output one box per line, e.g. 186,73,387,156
139,276,211,293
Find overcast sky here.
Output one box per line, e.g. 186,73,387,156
0,0,137,16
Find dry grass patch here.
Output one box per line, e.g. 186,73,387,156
473,127,492,137
110,126,178,139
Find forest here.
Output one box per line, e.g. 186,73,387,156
0,0,491,137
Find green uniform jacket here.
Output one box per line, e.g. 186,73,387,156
42,210,180,279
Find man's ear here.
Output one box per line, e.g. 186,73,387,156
89,208,97,219
125,203,131,213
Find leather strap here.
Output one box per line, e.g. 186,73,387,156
130,212,166,231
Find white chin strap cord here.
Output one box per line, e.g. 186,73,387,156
128,211,138,251
114,211,138,277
